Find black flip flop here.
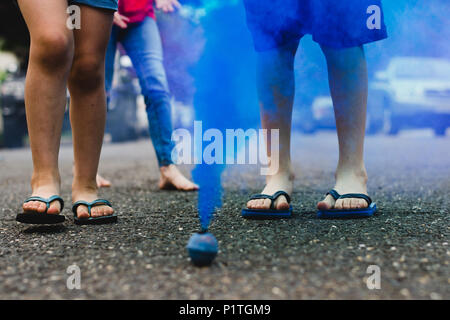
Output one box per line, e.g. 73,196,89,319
17,195,65,224
72,199,117,225
242,190,293,219
317,189,377,218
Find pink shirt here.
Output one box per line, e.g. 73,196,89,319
118,0,155,23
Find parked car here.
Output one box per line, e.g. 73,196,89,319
309,95,391,134
0,72,73,148
0,73,27,148
370,56,450,136
306,57,450,136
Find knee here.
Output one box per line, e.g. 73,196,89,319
32,32,73,71
69,56,104,92
321,45,365,71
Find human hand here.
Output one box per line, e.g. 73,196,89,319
113,12,130,28
155,0,182,13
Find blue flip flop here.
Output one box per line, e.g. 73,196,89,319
317,189,377,218
17,195,65,224
72,199,117,225
242,191,293,219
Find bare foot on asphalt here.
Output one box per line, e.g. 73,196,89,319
159,164,199,191
96,174,111,188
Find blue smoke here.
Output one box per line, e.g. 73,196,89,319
190,1,258,231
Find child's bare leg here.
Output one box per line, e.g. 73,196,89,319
246,41,298,210
68,6,114,218
18,0,74,214
317,45,369,210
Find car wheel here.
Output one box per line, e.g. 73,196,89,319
434,126,447,136
388,124,400,136
383,107,400,136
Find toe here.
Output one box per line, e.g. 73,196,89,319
247,200,256,209
275,196,289,210
36,202,47,213
104,206,114,216
249,200,260,209
253,199,263,209
185,181,199,191
358,199,369,209
98,207,106,217
90,206,102,218
317,195,335,210
351,198,365,209
77,206,90,219
47,201,61,215
348,198,357,209
30,201,40,212
334,199,344,210
191,183,200,191
343,198,352,209
262,198,272,209
22,202,33,212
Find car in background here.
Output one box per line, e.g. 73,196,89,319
308,57,450,136
0,72,72,148
370,56,450,136
309,95,390,134
0,73,27,148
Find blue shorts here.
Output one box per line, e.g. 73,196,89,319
69,0,118,11
243,0,388,51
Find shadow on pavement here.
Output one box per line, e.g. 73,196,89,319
22,225,66,234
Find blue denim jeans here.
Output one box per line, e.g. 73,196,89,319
105,17,174,166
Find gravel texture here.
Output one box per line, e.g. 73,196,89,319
0,131,448,299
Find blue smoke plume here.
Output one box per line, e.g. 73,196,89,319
190,1,258,231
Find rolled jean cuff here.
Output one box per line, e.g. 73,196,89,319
158,158,174,167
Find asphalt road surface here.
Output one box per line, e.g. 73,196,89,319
0,131,448,299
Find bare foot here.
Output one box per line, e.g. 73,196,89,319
158,164,199,191
246,171,294,211
23,174,62,215
72,183,114,219
317,167,369,210
96,174,111,188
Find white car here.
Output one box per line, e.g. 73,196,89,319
370,57,450,135
309,57,450,136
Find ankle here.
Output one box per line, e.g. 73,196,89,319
265,170,294,186
31,171,61,190
160,164,178,176
72,179,98,194
335,165,368,184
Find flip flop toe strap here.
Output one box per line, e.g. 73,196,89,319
24,195,64,213
338,193,372,205
271,191,291,204
249,194,273,201
327,189,341,200
72,199,112,218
